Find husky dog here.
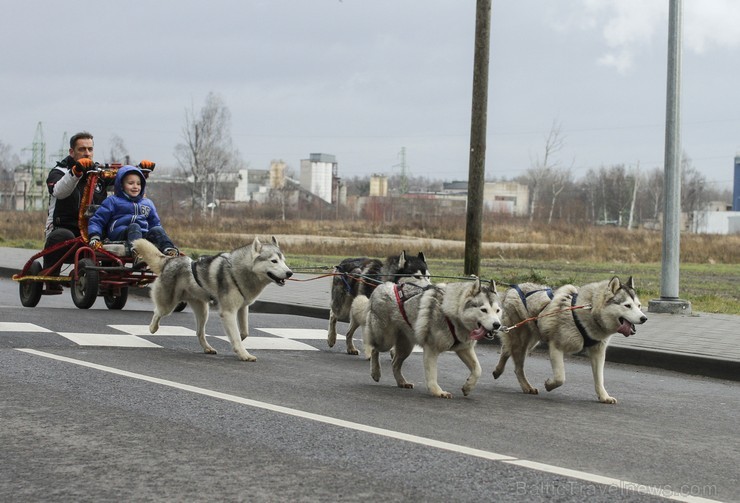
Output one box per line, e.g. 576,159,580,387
327,251,430,355
492,283,554,394
536,276,647,403
133,237,293,362
361,277,501,399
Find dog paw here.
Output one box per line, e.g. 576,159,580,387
346,348,359,356
492,369,502,379
327,334,336,347
599,395,617,404
524,388,539,395
545,379,562,392
397,382,414,389
204,348,217,355
436,392,452,399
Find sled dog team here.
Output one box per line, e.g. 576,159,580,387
134,238,648,404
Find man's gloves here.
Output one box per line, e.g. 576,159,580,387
71,158,95,177
138,160,155,178
88,235,101,249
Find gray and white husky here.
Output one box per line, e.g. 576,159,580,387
133,237,293,362
534,276,647,403
327,252,430,355
358,277,502,399
492,283,554,394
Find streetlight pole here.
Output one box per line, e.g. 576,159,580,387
649,0,692,314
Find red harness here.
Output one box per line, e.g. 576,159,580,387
393,284,460,345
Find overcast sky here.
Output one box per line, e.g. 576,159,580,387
2,1,738,191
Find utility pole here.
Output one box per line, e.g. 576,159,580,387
464,0,491,276
649,0,692,315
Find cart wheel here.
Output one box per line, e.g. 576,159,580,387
174,301,187,312
19,260,43,308
104,287,128,310
71,258,99,309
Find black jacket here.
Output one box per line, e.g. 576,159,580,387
44,156,109,238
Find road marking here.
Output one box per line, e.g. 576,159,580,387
15,348,721,503
258,328,422,352
110,325,196,336
212,335,318,351
0,322,52,332
57,332,162,348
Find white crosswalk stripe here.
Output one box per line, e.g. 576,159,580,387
0,322,52,332
0,324,335,351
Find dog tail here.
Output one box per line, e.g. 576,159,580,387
350,295,370,329
351,295,373,359
132,238,167,275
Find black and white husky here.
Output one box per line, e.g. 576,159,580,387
133,237,293,362
326,252,430,355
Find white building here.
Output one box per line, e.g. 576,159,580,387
300,153,336,204
483,181,529,216
690,211,740,234
369,174,388,197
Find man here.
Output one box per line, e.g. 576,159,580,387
43,131,109,289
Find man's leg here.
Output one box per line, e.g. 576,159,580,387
43,227,76,292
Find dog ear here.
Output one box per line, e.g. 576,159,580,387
625,276,635,290
608,276,621,294
471,276,482,293
417,251,426,262
252,236,262,253
271,236,279,247
399,251,408,269
489,279,498,295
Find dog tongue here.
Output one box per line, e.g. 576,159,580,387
469,326,488,341
617,319,635,337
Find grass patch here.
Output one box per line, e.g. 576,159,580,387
2,210,738,314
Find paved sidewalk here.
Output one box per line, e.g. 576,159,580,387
3,246,738,381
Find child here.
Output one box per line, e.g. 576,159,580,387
88,165,179,258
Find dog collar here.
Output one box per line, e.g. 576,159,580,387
571,293,598,347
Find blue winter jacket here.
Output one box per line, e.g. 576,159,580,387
88,165,162,241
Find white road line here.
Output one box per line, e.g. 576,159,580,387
0,322,52,332
15,348,722,503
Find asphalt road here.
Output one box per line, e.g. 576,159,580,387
0,277,736,502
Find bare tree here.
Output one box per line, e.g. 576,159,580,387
627,163,640,230
527,120,565,222
681,154,707,214
645,167,664,220
174,92,242,216
108,134,129,164
546,165,572,224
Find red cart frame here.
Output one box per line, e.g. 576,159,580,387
12,162,158,309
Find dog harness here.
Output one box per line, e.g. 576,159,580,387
392,283,462,346
393,283,426,327
513,284,554,312
190,255,247,303
191,260,217,303
571,293,598,347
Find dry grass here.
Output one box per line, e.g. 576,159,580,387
2,210,738,313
